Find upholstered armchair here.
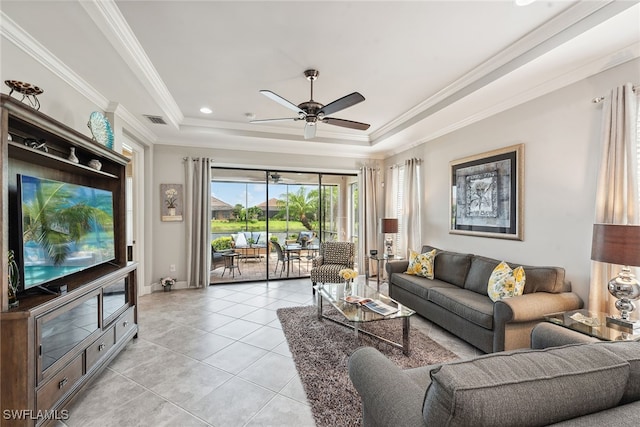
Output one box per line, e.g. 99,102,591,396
310,241,355,294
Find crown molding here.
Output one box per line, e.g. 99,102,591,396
107,101,158,144
1,11,158,147
79,0,183,130
0,11,109,109
370,0,632,146
180,117,372,145
379,43,640,158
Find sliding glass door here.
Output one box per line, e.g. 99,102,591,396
210,168,358,284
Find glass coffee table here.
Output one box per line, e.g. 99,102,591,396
314,279,415,355
545,309,640,341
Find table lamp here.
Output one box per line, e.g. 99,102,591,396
591,223,640,330
379,218,398,257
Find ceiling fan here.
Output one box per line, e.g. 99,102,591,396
251,69,370,140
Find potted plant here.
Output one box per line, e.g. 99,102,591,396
160,276,176,292
165,188,178,216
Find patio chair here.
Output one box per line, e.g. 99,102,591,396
273,242,301,277
310,241,355,294
211,247,231,271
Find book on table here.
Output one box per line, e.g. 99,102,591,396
342,295,399,316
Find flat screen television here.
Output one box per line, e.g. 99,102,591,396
16,174,116,291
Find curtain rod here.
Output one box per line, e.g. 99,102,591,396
592,85,638,103
388,158,423,169
182,157,215,161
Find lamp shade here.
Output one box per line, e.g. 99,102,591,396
591,224,640,267
379,218,398,234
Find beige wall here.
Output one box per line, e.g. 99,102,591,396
383,58,640,307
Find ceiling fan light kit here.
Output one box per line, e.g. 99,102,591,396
251,69,370,139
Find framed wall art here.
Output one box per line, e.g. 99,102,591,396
161,183,183,222
450,144,524,240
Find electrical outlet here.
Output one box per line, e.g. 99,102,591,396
170,264,176,272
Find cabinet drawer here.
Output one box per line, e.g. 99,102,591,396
115,307,135,342
86,328,116,371
37,354,83,413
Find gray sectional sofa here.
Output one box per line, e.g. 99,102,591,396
386,245,584,353
349,326,640,427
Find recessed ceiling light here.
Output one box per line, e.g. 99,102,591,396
515,0,536,6
200,107,213,114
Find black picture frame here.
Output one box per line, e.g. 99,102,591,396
450,144,524,240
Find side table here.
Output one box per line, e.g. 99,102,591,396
222,252,241,278
365,254,404,292
544,309,640,342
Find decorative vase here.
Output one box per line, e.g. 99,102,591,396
88,159,102,170
168,207,176,216
68,147,79,163
345,279,352,295
163,285,172,292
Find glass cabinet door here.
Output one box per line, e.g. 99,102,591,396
38,294,99,374
103,277,129,326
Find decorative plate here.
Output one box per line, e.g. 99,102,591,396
4,80,43,96
87,111,114,149
5,80,43,110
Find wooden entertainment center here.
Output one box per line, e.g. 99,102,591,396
0,94,138,426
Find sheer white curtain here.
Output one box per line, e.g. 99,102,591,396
358,166,380,276
402,158,422,256
590,83,639,314
185,157,212,288
385,165,403,252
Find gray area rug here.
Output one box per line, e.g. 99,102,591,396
277,305,459,427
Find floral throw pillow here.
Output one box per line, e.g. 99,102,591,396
487,261,526,302
405,249,436,279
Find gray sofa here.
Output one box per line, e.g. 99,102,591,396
349,324,640,426
386,245,584,352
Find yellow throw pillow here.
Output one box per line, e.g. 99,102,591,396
487,261,526,302
405,249,436,279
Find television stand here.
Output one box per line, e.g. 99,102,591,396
35,285,59,295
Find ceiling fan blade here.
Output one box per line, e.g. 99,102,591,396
322,117,370,131
318,92,365,117
250,117,299,123
304,123,317,140
260,90,305,115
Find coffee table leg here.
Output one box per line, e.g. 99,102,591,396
317,294,323,320
403,316,410,356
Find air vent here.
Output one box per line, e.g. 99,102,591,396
144,115,167,125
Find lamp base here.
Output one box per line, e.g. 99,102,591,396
606,315,640,330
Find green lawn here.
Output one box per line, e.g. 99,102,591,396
211,219,312,233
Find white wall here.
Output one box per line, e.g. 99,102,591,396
383,58,640,307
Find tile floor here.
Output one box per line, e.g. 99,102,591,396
59,278,481,427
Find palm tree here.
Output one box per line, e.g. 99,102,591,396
21,180,113,265
277,186,318,230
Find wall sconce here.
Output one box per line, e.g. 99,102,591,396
591,223,640,330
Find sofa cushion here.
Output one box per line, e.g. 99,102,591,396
428,287,494,329
463,255,567,295
406,249,436,279
234,232,248,247
422,247,472,288
487,261,526,302
463,255,502,295
597,341,640,404
520,265,566,294
391,274,459,301
423,344,631,427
